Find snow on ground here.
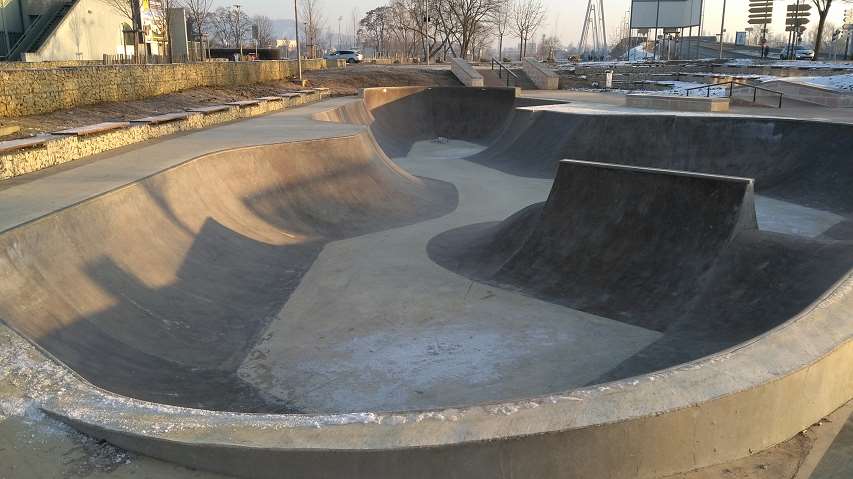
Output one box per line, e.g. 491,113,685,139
724,58,853,70
781,73,853,92
628,44,652,62
631,80,729,97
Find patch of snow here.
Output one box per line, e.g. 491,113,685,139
783,73,853,92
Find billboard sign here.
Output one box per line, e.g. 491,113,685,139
630,0,703,29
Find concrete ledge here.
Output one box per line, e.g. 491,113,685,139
226,100,262,108
626,93,731,112
762,79,853,108
450,57,484,87
523,57,559,90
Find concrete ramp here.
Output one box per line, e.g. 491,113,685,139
0,132,456,412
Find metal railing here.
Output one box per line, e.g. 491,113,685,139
685,80,784,108
490,57,519,88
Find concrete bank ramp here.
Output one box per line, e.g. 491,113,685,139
429,159,852,379
0,132,456,412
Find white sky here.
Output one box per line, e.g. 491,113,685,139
213,0,850,46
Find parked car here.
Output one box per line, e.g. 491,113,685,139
323,50,364,63
773,45,814,60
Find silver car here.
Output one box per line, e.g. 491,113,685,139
324,50,364,63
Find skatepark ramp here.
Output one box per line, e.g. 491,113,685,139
0,86,850,479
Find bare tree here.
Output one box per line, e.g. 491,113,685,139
253,15,275,48
512,0,545,59
488,0,511,60
300,0,326,58
100,0,135,23
810,0,851,59
179,0,213,41
437,0,500,60
208,6,251,49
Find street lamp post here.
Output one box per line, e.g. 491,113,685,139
294,0,302,81
235,3,243,59
719,0,727,59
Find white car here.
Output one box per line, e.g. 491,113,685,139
773,45,815,60
323,50,363,63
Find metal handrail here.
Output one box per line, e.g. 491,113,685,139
685,80,783,108
491,57,519,88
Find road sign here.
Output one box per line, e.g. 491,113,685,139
786,17,810,25
787,4,812,11
784,25,807,32
748,19,773,25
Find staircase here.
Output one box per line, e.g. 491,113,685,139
7,1,75,60
477,67,536,90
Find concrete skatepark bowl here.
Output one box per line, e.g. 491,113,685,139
0,86,851,478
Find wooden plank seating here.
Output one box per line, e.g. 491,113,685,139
130,112,192,125
52,122,129,137
257,96,283,102
186,105,232,115
225,100,261,108
278,93,303,98
0,135,55,154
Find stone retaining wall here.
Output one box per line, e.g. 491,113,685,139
0,90,327,180
0,59,326,118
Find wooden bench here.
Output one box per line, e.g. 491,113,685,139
52,122,129,137
130,112,193,125
0,135,55,154
257,96,283,102
225,100,261,108
186,105,232,115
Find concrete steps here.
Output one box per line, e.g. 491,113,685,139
477,67,537,90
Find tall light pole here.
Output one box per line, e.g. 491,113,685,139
719,0,727,59
234,3,243,59
294,0,302,81
338,16,342,50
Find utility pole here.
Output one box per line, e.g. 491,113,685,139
294,0,302,81
338,16,342,50
235,3,243,59
719,0,727,59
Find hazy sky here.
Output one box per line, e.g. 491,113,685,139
213,0,849,45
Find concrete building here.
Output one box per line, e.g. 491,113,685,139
0,0,165,61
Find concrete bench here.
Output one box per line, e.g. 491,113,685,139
450,57,484,87
626,93,731,112
130,112,193,125
186,105,233,115
0,135,55,154
53,122,130,137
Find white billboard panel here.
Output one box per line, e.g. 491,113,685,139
631,0,703,29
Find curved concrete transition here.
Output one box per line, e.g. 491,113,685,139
0,86,850,478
